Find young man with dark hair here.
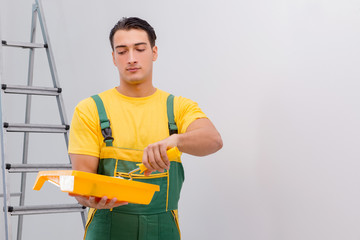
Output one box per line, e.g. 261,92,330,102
69,17,222,240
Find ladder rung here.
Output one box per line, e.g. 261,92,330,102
3,123,69,133
5,163,72,173
2,84,61,96
8,204,86,216
2,40,47,49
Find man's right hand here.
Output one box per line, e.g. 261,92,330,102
69,193,128,209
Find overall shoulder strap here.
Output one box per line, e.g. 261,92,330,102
91,95,114,146
167,94,178,135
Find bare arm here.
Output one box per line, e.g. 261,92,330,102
176,118,223,156
70,154,99,173
69,154,128,208
142,118,223,175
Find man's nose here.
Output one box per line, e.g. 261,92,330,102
128,50,137,64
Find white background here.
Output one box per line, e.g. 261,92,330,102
0,0,360,239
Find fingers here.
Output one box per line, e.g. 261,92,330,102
144,169,154,177
112,200,129,208
155,147,169,171
96,196,108,208
70,194,128,209
142,150,153,172
159,147,170,170
143,143,171,174
147,148,163,172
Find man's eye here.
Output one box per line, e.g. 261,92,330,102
118,51,126,55
137,49,145,52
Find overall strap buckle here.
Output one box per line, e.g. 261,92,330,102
167,94,178,136
168,123,178,135
101,123,114,146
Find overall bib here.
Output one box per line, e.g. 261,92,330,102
84,94,184,240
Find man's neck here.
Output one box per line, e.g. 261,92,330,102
116,82,156,98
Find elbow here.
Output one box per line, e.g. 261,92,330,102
218,136,223,150
204,132,222,156
214,133,223,152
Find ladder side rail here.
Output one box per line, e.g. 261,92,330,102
0,17,12,239
35,0,87,227
0,101,11,240
34,0,61,88
35,0,70,152
35,0,69,128
17,5,38,240
81,210,87,229
4,170,12,239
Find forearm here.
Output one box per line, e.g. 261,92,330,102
176,118,223,156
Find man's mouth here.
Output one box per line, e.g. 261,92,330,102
127,67,140,72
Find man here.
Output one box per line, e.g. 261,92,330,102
68,17,222,240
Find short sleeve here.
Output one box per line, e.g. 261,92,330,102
68,98,102,157
174,96,207,134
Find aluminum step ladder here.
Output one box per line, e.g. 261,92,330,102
0,0,87,239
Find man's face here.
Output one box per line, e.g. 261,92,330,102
112,29,158,85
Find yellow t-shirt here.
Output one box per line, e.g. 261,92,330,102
68,88,207,157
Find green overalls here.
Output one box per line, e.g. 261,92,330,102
84,94,184,240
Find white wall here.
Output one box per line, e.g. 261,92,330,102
1,0,360,239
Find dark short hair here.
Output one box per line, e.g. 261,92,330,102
109,17,157,50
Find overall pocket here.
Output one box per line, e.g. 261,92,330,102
114,170,170,214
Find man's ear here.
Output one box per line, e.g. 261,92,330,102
152,46,158,61
112,51,116,65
